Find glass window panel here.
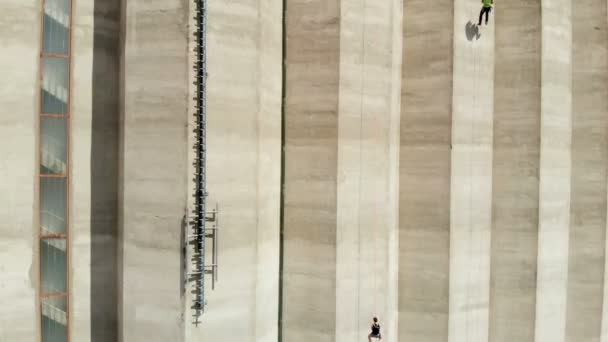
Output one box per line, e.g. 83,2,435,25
40,238,67,294
41,58,69,115
42,0,70,57
42,296,67,342
40,177,67,235
41,118,67,175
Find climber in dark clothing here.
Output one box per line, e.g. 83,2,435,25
478,0,494,25
368,317,382,341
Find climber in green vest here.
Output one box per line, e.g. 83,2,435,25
478,0,493,26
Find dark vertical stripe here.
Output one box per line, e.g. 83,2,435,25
91,0,120,340
566,0,608,341
489,1,541,342
399,0,453,341
278,0,286,339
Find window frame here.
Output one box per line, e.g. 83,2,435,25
37,0,72,340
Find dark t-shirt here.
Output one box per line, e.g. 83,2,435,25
371,323,380,335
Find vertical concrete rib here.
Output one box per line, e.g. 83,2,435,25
449,1,494,342
335,1,364,340
0,1,38,341
119,0,188,341
187,0,282,340
399,0,453,340
604,7,608,342
566,0,608,341
385,0,403,340
489,1,541,342
71,0,121,340
254,0,282,341
534,1,572,342
335,0,401,341
282,0,340,341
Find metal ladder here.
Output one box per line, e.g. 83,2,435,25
189,0,219,323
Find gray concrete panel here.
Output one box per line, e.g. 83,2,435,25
489,1,541,342
71,0,121,341
283,0,340,341
335,1,401,341
566,0,608,341
0,1,39,340
185,0,282,341
399,0,453,340
119,0,189,341
534,1,572,342
449,1,494,342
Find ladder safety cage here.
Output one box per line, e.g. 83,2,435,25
188,0,219,323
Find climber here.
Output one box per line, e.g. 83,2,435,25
368,317,382,341
478,0,493,26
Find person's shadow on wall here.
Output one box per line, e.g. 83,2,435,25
465,21,481,41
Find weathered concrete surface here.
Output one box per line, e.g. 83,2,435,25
335,0,401,341
0,0,39,341
489,2,541,342
186,0,282,341
284,0,402,340
534,1,572,342
566,0,608,341
71,0,120,341
119,0,188,341
399,0,452,340
283,0,340,341
449,1,494,342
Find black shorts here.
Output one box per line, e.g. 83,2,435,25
370,332,382,339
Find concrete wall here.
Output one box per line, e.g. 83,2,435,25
283,0,401,341
186,0,282,341
72,0,121,341
283,1,607,342
119,0,189,341
3,1,608,342
399,0,452,340
282,0,340,340
335,0,401,341
489,1,540,342
534,1,572,341
566,0,608,341
0,0,39,341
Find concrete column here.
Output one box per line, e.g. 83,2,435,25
566,0,608,341
71,0,120,340
449,1,494,342
489,1,541,342
254,0,283,340
119,0,189,341
605,6,608,341
533,1,572,342
399,0,452,340
282,0,340,341
187,0,282,341
335,0,401,341
0,0,39,341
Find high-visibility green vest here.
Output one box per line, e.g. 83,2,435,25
483,0,493,7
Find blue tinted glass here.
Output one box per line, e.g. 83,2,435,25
41,58,69,115
41,118,67,175
43,0,70,55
